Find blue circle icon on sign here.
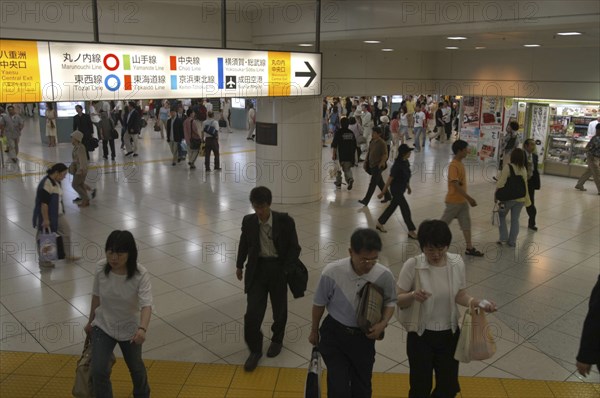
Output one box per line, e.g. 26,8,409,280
105,75,121,92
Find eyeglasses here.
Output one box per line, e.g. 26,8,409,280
358,257,378,265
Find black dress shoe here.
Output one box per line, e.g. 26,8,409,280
380,198,391,204
358,199,368,206
266,342,282,358
244,352,262,372
528,225,538,231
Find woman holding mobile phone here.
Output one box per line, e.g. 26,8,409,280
396,220,496,398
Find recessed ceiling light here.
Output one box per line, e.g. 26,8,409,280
381,48,394,52
445,46,459,50
363,40,381,44
298,43,313,47
557,32,582,36
523,44,541,47
447,36,467,40
475,46,486,50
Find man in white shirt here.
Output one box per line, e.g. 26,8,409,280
413,104,427,152
588,117,600,137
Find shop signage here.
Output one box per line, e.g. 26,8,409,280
0,39,321,102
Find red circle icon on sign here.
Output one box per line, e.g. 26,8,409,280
103,54,120,71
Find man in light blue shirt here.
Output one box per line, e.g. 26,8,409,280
309,228,396,398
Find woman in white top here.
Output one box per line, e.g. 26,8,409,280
399,106,409,144
85,230,152,398
495,148,531,247
45,102,57,147
397,220,496,398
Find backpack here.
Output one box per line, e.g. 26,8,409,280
203,123,218,138
84,137,99,152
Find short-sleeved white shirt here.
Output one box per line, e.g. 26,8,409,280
314,257,396,327
92,263,153,341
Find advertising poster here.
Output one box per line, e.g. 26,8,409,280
0,39,321,102
480,97,503,126
478,126,502,162
461,96,481,128
530,104,550,164
461,128,480,160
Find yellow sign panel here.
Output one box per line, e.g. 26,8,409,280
268,52,291,96
0,40,42,103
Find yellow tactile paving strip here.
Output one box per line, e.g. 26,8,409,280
0,351,598,398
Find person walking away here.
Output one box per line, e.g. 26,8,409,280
202,111,221,172
71,131,93,208
309,228,396,398
495,148,531,247
575,123,600,195
440,140,485,257
397,220,496,398
359,127,392,206
166,108,183,166
98,110,116,161
523,139,541,230
85,230,152,398
331,117,357,190
389,111,400,160
236,186,301,371
376,144,418,239
46,103,58,147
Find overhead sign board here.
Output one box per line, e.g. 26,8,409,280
0,39,321,102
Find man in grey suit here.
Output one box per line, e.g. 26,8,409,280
236,186,301,371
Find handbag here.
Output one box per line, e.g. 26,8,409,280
286,259,308,299
73,336,116,398
304,346,322,398
153,123,161,132
454,298,496,363
356,282,384,336
38,229,59,262
189,138,202,150
396,269,422,333
495,165,526,202
110,128,119,140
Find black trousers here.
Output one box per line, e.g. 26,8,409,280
362,166,391,204
204,137,220,170
407,330,461,398
378,191,416,231
244,258,287,353
102,139,115,159
444,122,452,140
526,184,537,227
319,316,375,398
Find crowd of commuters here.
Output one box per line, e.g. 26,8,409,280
6,92,598,397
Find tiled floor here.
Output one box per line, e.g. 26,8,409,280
1,116,599,394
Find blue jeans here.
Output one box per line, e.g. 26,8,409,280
498,200,524,246
91,326,150,398
413,127,425,150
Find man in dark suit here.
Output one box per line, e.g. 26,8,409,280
165,109,183,166
125,101,141,157
524,139,541,231
236,186,301,372
576,275,599,377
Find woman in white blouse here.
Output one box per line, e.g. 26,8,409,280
396,220,496,397
85,230,152,398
